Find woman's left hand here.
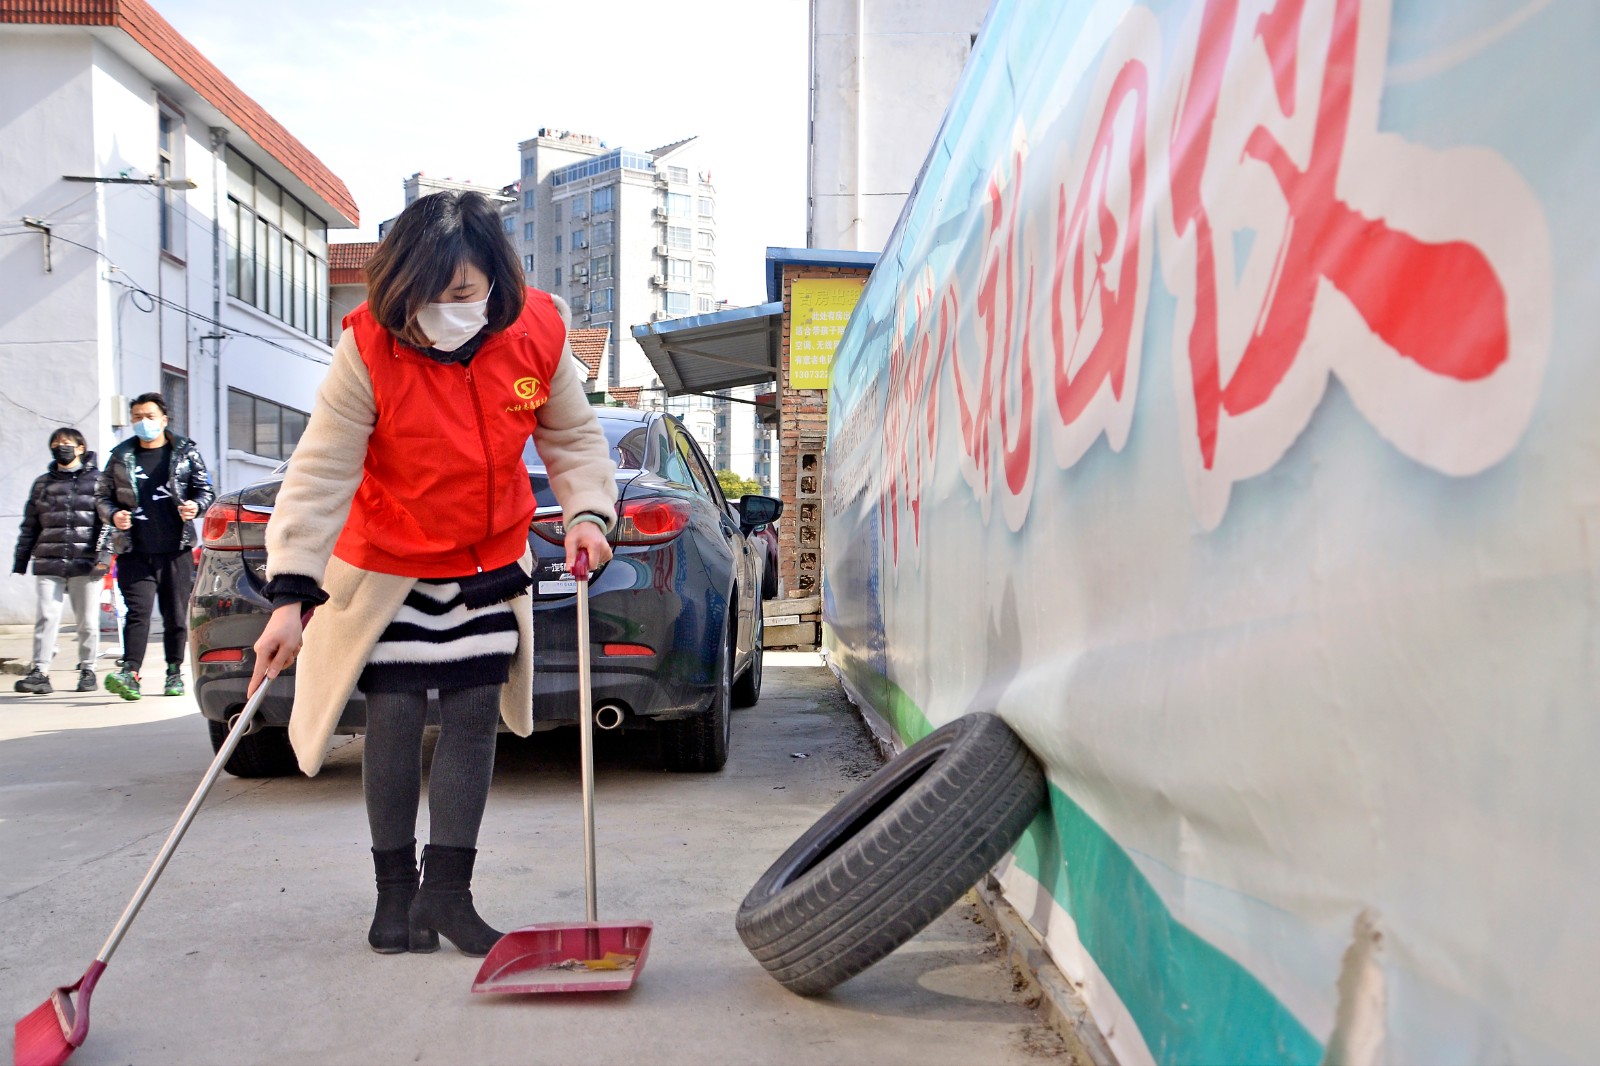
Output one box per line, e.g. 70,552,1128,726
566,521,612,576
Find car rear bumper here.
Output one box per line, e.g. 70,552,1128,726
194,660,710,733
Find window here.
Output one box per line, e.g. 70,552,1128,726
591,186,614,213
658,425,696,487
228,389,309,461
698,230,715,252
160,369,188,435
523,221,535,241
224,149,328,341
571,228,587,250
666,226,692,251
502,217,515,235
523,254,534,272
570,193,587,219
524,189,536,209
157,104,185,259
667,258,692,283
697,262,714,284
666,192,691,217
697,295,715,313
697,197,714,218
666,165,689,184
555,267,562,287
665,290,691,315
555,235,563,254
673,424,723,504
591,254,612,280
590,288,614,313
593,221,614,246
522,157,534,177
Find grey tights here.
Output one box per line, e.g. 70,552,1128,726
363,685,501,852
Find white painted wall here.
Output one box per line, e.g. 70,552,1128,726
0,29,346,623
809,0,990,252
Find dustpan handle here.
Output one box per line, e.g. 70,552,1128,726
95,609,310,964
573,550,598,924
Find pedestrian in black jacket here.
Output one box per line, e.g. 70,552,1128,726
12,427,104,694
93,392,214,700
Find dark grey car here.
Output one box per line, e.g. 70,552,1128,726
189,408,781,777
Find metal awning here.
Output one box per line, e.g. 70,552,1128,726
631,301,783,395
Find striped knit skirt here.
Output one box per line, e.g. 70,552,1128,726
357,579,520,694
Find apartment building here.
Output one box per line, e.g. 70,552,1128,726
513,129,717,394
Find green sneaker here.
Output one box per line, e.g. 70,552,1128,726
164,666,185,697
105,666,141,701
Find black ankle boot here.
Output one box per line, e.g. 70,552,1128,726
369,842,432,954
409,844,503,957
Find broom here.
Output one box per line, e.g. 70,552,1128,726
14,658,293,1066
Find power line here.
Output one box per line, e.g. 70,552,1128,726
0,228,331,365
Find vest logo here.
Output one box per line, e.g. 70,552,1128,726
512,376,542,400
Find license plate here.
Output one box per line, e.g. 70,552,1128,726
539,579,578,595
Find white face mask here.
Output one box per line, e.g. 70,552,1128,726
415,284,492,352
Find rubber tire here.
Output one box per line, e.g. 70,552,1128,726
661,620,732,772
208,716,300,778
735,712,1044,995
731,609,763,708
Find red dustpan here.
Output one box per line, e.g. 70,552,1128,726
472,549,652,995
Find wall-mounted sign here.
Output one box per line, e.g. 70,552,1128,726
789,278,866,390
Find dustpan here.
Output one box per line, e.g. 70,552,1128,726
472,548,652,995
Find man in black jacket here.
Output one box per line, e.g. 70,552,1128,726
94,393,215,700
12,427,103,694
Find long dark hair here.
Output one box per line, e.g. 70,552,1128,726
364,192,525,348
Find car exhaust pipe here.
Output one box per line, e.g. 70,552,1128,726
228,708,264,736
594,703,626,731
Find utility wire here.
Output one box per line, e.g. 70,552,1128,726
0,228,330,365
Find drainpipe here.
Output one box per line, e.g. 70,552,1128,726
853,0,865,250
807,0,818,248
209,126,227,479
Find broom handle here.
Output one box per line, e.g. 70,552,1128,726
96,672,277,962
96,609,310,964
574,549,599,924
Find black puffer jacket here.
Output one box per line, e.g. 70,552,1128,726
95,432,215,554
14,455,102,578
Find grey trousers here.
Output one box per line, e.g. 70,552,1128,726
33,574,99,671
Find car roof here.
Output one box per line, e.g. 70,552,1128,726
593,406,654,425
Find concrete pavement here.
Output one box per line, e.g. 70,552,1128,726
1,637,1073,1065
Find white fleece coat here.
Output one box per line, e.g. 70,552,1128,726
266,294,617,775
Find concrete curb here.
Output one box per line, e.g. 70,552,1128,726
973,875,1119,1066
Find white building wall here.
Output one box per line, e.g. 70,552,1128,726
0,30,349,623
809,0,990,252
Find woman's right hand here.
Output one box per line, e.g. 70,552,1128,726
249,604,305,697
112,510,132,531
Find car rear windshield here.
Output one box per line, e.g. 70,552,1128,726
522,418,647,472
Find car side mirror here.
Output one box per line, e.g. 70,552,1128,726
738,494,782,532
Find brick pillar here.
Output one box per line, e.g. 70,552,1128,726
776,264,873,611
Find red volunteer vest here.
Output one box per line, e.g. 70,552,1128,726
333,287,566,577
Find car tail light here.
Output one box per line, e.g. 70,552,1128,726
529,513,567,545
603,643,653,657
531,499,692,547
613,499,691,545
201,500,270,550
199,648,246,663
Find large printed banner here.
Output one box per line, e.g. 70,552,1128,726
822,0,1600,1062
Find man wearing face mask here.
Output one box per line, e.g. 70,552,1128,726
94,392,214,700
12,428,103,694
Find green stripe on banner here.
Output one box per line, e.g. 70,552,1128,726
852,663,1324,1066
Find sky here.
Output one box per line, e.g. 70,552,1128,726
154,0,812,307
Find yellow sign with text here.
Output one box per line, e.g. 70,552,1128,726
789,278,866,390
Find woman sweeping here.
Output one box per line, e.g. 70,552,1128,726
248,191,617,957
